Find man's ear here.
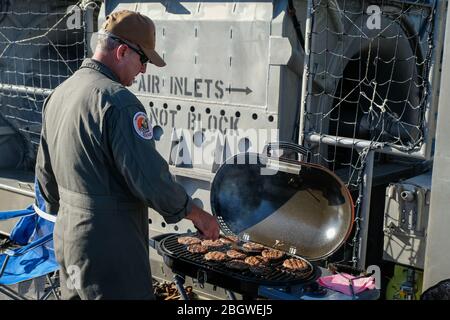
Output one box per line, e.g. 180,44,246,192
115,44,128,61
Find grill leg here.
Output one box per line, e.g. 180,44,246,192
173,274,190,300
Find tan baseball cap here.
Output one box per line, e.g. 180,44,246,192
102,10,166,67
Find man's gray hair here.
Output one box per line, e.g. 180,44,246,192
96,29,120,52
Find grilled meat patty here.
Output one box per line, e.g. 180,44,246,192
244,255,269,266
177,236,201,245
225,259,249,271
282,258,309,271
219,235,239,244
261,249,284,260
242,242,265,252
201,239,224,248
186,244,209,254
226,249,247,260
249,265,271,275
204,251,228,262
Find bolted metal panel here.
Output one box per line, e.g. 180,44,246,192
383,171,432,269
100,0,307,237
424,0,450,291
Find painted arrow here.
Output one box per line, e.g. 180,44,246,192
226,86,253,95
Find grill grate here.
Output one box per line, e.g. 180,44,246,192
159,234,316,287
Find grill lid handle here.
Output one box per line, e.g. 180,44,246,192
264,142,311,162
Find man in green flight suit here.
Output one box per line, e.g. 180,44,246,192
35,10,220,300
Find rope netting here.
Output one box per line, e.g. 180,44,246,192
0,0,89,168
302,0,436,266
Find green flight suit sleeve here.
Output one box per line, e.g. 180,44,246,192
35,102,60,214
105,104,192,223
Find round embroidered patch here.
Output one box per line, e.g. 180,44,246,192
133,112,153,140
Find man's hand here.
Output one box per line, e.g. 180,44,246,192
185,204,220,240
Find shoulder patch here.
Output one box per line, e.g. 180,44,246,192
133,112,153,140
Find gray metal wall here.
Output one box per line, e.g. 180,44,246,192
423,0,450,292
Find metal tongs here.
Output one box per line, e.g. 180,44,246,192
221,234,242,250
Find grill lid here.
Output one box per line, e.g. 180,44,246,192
210,151,354,261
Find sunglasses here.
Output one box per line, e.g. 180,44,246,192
110,35,150,64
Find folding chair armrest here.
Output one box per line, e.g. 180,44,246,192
32,204,56,223
3,233,54,257
0,205,35,221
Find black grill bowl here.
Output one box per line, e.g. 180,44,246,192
156,233,320,297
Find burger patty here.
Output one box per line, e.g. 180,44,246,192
249,265,271,275
219,235,239,244
201,239,224,248
242,242,265,252
178,236,201,245
261,249,284,260
186,244,209,254
244,255,269,266
225,259,249,271
226,249,247,260
204,251,228,262
282,258,309,271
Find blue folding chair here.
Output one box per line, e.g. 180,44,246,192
0,179,59,300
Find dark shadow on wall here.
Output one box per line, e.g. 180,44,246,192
0,115,27,170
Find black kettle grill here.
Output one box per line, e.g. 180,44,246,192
152,142,355,299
